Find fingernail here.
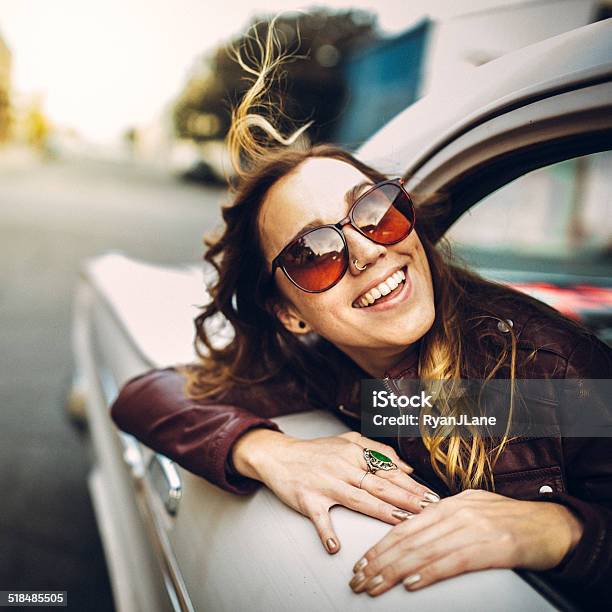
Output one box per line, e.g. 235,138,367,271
326,538,338,553
419,500,431,509
392,509,413,520
423,491,440,503
350,571,366,590
365,574,384,591
353,557,368,572
403,573,421,588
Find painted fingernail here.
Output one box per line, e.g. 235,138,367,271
365,574,384,592
326,538,338,553
350,571,366,590
353,557,368,572
403,573,421,588
392,509,413,520
423,491,440,503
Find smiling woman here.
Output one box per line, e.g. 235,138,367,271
110,16,612,608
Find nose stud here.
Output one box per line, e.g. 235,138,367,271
353,258,368,271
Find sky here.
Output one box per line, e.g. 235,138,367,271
0,0,524,144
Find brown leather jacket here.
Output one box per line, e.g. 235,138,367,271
111,295,612,607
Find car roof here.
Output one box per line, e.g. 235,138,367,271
357,19,612,179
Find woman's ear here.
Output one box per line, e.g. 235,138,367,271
273,303,312,335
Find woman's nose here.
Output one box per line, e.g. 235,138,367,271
343,225,386,275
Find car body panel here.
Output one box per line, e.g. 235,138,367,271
358,19,612,181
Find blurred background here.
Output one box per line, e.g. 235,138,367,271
0,1,610,610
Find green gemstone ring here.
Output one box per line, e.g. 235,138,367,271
363,448,398,473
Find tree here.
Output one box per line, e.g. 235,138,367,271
173,9,378,144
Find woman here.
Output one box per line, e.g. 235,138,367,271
111,20,612,605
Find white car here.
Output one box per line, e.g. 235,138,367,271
71,20,612,612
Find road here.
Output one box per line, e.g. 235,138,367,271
0,153,225,611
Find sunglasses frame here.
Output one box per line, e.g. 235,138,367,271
270,178,416,294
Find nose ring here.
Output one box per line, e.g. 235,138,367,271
353,258,368,271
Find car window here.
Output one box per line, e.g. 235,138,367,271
447,150,612,278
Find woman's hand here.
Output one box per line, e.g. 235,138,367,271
231,429,439,553
349,489,584,596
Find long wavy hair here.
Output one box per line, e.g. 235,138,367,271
183,16,585,492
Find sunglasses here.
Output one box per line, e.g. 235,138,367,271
270,178,416,293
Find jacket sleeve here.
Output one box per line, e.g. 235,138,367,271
110,367,282,495
539,334,612,606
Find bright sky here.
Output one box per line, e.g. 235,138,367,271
0,0,514,143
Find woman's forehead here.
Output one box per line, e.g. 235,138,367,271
258,158,368,259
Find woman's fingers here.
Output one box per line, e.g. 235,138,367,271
306,504,341,554
359,531,500,596
352,469,425,515
336,482,415,524
352,518,464,593
400,542,499,591
377,469,439,505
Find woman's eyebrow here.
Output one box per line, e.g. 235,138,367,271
285,180,374,245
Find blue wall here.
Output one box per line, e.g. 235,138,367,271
334,19,430,149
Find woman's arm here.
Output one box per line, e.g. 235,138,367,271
110,367,439,553
110,367,282,495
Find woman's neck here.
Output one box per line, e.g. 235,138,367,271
342,342,421,378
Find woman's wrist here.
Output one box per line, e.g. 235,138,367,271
555,503,584,560
540,502,584,569
231,428,294,481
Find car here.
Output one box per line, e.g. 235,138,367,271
71,20,612,612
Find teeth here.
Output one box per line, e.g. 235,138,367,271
354,268,406,308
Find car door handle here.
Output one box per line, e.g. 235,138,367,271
148,454,182,516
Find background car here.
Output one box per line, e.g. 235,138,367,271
71,21,612,612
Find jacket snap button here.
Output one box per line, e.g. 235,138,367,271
497,319,514,333
539,485,553,494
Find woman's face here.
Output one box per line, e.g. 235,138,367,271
258,157,435,371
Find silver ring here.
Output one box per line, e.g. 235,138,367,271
353,258,368,271
358,471,369,489
363,448,398,474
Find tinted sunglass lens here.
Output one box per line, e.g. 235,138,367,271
281,227,347,292
353,183,414,244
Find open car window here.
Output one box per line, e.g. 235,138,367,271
445,149,612,345
447,150,612,278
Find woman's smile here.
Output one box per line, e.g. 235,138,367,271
352,264,412,311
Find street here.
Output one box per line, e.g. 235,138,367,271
0,153,225,610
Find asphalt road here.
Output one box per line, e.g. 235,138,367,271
0,153,225,611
